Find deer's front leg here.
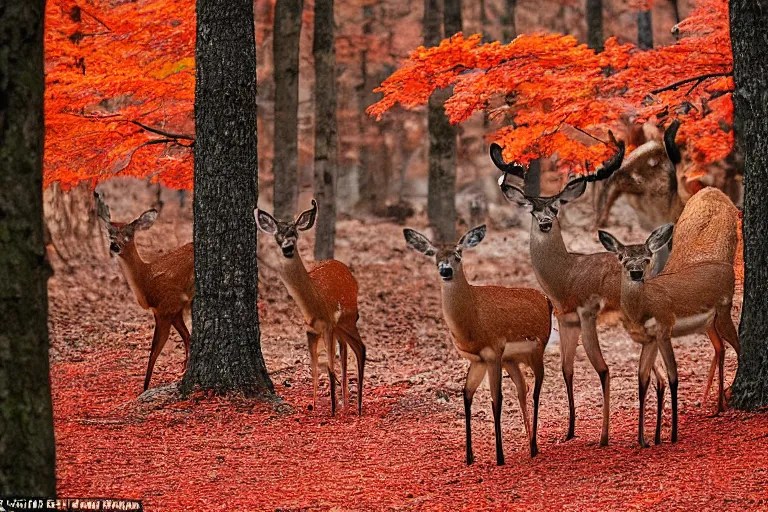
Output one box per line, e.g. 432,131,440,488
487,358,505,466
637,340,659,448
557,312,580,441
462,361,486,465
307,331,320,411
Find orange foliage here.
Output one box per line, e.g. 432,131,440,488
44,0,195,190
368,0,733,173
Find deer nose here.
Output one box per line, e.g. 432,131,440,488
629,270,644,282
109,242,120,254
539,220,552,232
438,265,453,280
281,244,295,258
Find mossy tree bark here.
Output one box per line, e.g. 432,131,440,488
0,1,56,495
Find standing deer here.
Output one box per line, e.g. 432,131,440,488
95,192,194,391
595,120,710,230
255,200,366,415
404,225,551,464
599,188,740,446
495,139,671,447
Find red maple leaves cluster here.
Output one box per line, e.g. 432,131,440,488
368,0,733,174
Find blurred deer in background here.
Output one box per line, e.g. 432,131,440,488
95,192,194,391
595,120,711,230
404,225,551,464
255,200,366,415
599,188,740,446
495,139,672,447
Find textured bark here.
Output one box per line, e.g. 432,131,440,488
0,1,56,496
586,0,603,52
729,0,768,410
502,0,517,42
181,0,273,396
273,0,303,220
313,0,337,260
668,0,680,25
425,0,458,244
637,10,653,50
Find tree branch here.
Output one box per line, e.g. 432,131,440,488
651,72,732,95
128,120,195,141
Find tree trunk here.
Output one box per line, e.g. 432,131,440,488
0,1,56,495
313,0,338,260
637,9,653,50
668,0,680,25
181,0,273,396
586,0,604,52
729,0,768,410
273,0,303,220
502,0,517,42
426,0,458,244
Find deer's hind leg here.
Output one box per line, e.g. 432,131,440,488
503,361,531,443
145,314,172,391
172,313,191,372
338,333,349,410
337,321,366,415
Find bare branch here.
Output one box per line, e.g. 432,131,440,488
650,72,732,95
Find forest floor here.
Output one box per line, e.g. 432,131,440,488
48,183,767,511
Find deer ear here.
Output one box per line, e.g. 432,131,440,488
558,178,588,204
133,209,158,231
403,228,437,257
646,222,674,253
295,199,318,231
255,209,279,235
458,224,486,249
598,230,624,254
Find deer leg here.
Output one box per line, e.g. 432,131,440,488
172,313,191,372
337,322,366,415
307,332,320,411
653,362,666,445
715,308,740,407
577,304,610,447
558,313,579,440
338,335,349,410
531,352,544,458
463,361,486,465
637,341,658,448
323,328,337,416
488,359,505,466
144,315,172,391
503,361,531,443
705,325,725,413
658,334,679,443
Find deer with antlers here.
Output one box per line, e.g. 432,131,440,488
255,200,366,415
95,192,194,391
404,225,551,465
598,187,740,446
495,137,673,447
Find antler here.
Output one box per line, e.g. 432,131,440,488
93,191,111,223
663,119,682,165
583,131,626,183
490,143,526,180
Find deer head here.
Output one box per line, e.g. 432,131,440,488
94,192,158,257
598,223,675,282
403,225,486,281
255,199,318,259
493,136,626,232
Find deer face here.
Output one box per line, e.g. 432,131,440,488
94,192,157,257
403,225,486,282
599,223,674,282
499,175,588,233
255,200,317,259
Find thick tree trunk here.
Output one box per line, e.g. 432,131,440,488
313,0,338,260
729,0,768,410
502,0,517,42
0,1,56,495
181,0,273,396
425,0,458,244
637,10,653,50
586,0,603,52
668,0,680,25
273,0,303,220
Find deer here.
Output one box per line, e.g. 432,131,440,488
595,120,711,230
598,189,740,446
94,192,194,391
494,138,675,447
404,225,551,465
255,199,366,416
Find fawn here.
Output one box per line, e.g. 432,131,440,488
255,199,366,415
95,192,194,391
495,139,672,446
404,225,551,464
599,187,740,446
